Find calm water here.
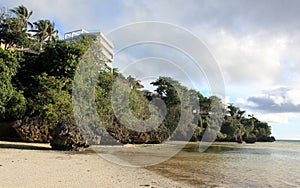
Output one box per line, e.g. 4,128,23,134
148,141,300,187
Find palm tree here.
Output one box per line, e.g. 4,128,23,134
134,81,144,89
0,7,29,49
10,5,33,30
46,21,58,41
126,75,144,89
31,20,48,50
30,20,58,50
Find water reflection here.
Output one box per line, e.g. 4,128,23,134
147,141,300,187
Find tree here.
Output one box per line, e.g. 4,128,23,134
14,39,89,117
0,49,26,120
10,5,33,30
151,77,182,105
46,21,58,41
31,20,58,50
126,75,143,89
227,104,245,119
198,92,211,114
0,7,7,46
0,8,29,49
240,115,271,140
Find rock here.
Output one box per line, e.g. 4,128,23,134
50,120,88,151
0,121,22,141
257,136,276,142
104,117,169,144
13,117,51,143
269,136,276,142
244,136,257,144
99,133,121,145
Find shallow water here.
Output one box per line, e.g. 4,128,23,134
147,141,300,187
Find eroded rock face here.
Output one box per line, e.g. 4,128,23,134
13,117,51,143
50,120,88,151
104,117,170,144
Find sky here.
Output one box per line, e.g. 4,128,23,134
1,0,300,140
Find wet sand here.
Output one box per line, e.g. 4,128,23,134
0,141,190,188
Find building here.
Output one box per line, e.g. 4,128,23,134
64,29,114,71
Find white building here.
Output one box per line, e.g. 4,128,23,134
64,29,114,70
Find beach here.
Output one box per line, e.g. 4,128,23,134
0,141,189,188
1,141,299,188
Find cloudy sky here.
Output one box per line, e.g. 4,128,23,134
2,0,300,139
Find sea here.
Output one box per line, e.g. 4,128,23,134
147,141,300,187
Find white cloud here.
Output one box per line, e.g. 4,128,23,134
286,88,300,106
234,87,300,114
196,29,290,85
235,97,258,108
255,113,297,124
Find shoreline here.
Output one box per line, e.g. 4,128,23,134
0,141,191,188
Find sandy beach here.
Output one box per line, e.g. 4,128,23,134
0,141,190,188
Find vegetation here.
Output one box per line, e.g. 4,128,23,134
0,5,273,147
0,5,57,52
0,49,26,120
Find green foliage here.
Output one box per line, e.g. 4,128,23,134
240,116,271,140
15,39,88,99
10,35,91,131
227,104,245,119
221,120,243,141
220,104,272,142
198,92,212,114
39,40,86,78
31,74,73,129
151,77,182,105
73,35,98,51
129,89,151,120
94,70,116,126
1,5,59,52
0,49,26,120
0,8,30,49
150,77,197,140
30,19,58,50
10,5,33,30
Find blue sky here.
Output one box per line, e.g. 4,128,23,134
2,0,300,139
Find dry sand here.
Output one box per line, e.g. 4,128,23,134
0,141,190,188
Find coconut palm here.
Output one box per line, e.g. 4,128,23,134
31,20,48,50
30,19,58,50
10,5,33,30
0,7,29,49
46,21,58,41
126,75,144,89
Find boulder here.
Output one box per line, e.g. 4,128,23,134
50,120,88,151
269,136,276,142
13,117,51,143
244,136,257,144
